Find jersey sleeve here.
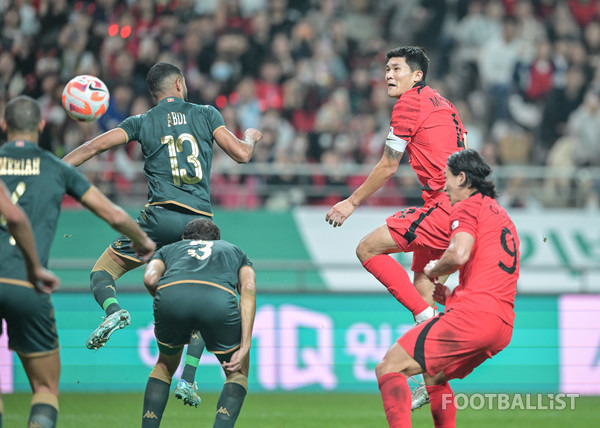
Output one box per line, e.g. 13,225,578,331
60,159,92,200
201,105,226,134
117,113,144,142
390,91,420,140
449,198,479,239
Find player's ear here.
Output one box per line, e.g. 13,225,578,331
38,119,46,133
0,120,5,133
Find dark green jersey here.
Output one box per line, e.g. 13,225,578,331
118,97,225,216
0,140,91,281
153,239,252,294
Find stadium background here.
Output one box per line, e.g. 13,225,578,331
0,0,598,412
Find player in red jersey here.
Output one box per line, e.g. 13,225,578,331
326,46,468,324
375,149,520,427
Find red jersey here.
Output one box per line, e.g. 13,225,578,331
445,194,520,326
389,82,467,202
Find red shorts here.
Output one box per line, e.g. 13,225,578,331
398,309,513,380
386,192,451,272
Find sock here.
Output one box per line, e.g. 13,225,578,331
363,255,430,317
213,382,247,428
427,383,456,428
91,270,121,316
142,377,171,428
28,404,58,428
181,332,206,384
378,373,412,428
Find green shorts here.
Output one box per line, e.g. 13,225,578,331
153,282,241,361
0,282,58,355
110,204,211,260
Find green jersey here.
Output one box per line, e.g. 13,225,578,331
0,140,91,282
153,239,252,294
118,97,225,216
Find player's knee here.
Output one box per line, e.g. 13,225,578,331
91,250,128,281
225,371,248,391
149,363,173,384
355,238,372,263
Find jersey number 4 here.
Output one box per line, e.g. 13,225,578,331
161,134,203,185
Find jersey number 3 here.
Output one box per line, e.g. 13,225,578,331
161,133,202,185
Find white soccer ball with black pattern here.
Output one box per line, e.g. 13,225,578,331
62,75,110,122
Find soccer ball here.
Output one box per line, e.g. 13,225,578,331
62,75,110,122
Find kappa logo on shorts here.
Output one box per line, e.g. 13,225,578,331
114,240,122,249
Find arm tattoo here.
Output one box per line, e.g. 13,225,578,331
384,144,403,161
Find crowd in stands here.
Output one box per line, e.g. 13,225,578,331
1,0,600,209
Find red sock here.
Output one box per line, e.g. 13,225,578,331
363,254,430,316
378,373,412,428
426,383,456,428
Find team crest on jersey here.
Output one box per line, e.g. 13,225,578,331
451,220,459,230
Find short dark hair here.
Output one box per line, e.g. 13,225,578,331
386,46,429,81
183,218,221,240
447,149,498,199
147,62,183,97
4,95,41,133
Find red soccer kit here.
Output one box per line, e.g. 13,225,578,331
398,194,520,379
385,82,467,271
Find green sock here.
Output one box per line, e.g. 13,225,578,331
28,403,58,428
181,332,205,384
213,382,247,428
90,270,121,316
142,377,170,428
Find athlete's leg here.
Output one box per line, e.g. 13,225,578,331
375,342,424,428
174,331,206,407
90,248,143,316
18,351,60,428
142,347,184,428
214,352,250,428
357,225,432,320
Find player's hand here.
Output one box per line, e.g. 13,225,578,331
244,128,263,145
325,199,356,227
29,267,60,294
432,281,451,306
221,346,249,374
423,259,439,279
133,237,156,263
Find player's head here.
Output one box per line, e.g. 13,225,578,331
183,218,221,240
445,149,497,204
1,95,44,137
385,46,429,99
386,46,429,81
147,62,188,101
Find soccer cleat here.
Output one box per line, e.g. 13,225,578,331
411,383,431,411
86,309,131,350
174,379,201,407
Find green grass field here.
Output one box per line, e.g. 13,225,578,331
3,392,598,427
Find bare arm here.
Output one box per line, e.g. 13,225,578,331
325,145,403,227
80,186,155,261
143,259,166,297
222,265,256,373
424,231,475,279
0,183,60,293
213,127,262,164
63,128,128,166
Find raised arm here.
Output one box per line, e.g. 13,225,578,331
213,127,262,164
63,128,128,166
222,265,256,373
0,182,59,293
326,145,403,227
80,186,155,261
